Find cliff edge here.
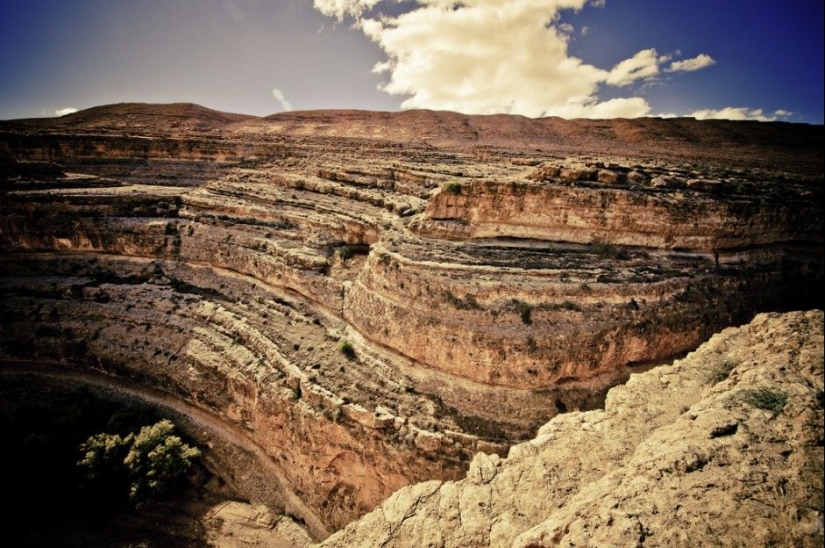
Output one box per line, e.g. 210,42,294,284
319,310,824,548
1,105,822,539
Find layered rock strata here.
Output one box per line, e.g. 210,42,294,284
1,105,822,537
319,310,825,548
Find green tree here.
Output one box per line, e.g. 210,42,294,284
78,431,131,481
78,419,200,506
124,420,201,503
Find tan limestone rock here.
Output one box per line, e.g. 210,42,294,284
318,311,824,548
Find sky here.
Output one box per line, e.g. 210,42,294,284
0,0,822,123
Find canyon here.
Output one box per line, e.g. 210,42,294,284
0,104,822,546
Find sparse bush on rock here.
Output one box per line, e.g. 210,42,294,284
338,339,356,359
78,419,201,506
737,387,789,415
443,181,463,194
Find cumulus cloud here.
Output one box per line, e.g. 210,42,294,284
689,107,789,122
666,53,715,73
55,107,79,117
272,88,293,112
606,49,667,86
313,1,718,118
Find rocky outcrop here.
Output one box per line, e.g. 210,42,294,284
343,240,816,389
419,175,820,251
319,310,825,547
0,105,822,539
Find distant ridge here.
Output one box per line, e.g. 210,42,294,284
258,108,822,150
253,108,824,172
2,102,822,172
4,102,258,133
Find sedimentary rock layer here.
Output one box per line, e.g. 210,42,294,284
1,104,822,536
319,310,825,548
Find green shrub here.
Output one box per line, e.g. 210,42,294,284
443,181,463,194
339,339,356,359
444,291,482,310
737,388,788,415
78,419,200,506
337,245,355,260
123,420,201,504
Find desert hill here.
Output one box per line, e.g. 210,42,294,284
4,102,256,133
5,103,823,171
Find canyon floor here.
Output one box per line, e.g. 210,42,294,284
0,104,822,546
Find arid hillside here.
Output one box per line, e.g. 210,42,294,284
1,104,822,545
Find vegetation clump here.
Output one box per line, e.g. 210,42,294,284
335,243,370,261
78,419,201,506
337,245,356,260
443,181,463,194
339,338,356,359
737,387,789,415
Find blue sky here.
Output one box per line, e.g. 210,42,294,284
1,0,822,123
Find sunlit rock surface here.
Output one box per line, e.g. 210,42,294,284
1,104,822,541
319,310,824,548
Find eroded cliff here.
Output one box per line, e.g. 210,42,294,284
319,310,825,547
0,104,822,539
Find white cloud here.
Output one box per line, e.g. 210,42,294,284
666,53,715,73
312,0,382,21
353,0,660,118
583,97,651,119
558,22,575,41
272,88,293,112
311,1,719,119
689,107,789,122
55,107,79,117
606,48,664,86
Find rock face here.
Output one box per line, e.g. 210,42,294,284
420,176,819,250
318,310,825,548
0,104,822,539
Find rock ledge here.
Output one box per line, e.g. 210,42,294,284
319,310,824,548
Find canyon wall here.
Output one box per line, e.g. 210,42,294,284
420,177,820,250
319,310,825,548
1,105,822,538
